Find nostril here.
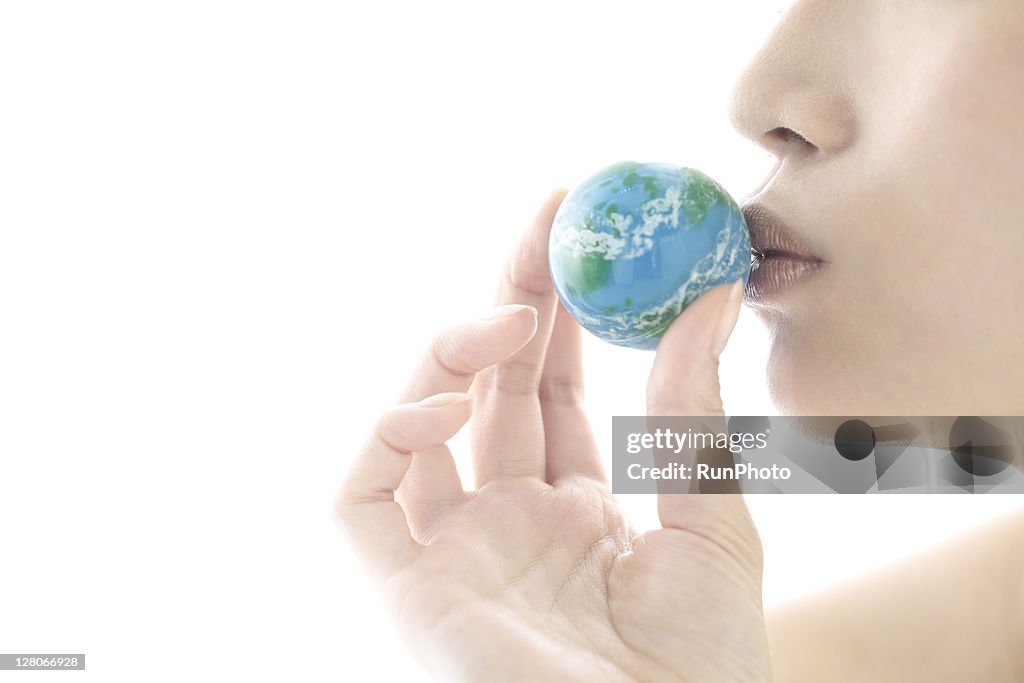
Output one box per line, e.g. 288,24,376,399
766,126,813,147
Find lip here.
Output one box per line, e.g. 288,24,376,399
742,202,825,305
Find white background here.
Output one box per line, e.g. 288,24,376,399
2,1,1022,681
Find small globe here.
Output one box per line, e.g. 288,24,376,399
548,161,751,350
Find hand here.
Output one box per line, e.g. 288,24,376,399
336,189,771,682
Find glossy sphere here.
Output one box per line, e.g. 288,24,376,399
548,161,751,349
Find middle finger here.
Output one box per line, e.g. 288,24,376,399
471,188,567,487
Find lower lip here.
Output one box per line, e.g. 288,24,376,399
744,254,823,304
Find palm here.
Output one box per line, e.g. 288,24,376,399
391,475,769,683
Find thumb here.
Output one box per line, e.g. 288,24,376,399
644,278,764,584
646,279,744,417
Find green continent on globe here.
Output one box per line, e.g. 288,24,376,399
678,169,722,226
563,253,612,295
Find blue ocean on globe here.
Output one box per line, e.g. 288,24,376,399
548,161,751,350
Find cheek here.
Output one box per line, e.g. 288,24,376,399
829,7,1024,350
862,36,1024,338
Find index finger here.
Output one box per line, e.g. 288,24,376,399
471,188,568,485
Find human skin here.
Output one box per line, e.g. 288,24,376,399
730,0,1024,416
339,0,1024,680
337,189,769,682
730,2,1024,679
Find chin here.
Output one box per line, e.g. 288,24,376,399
767,355,849,417
764,324,880,417
765,329,967,417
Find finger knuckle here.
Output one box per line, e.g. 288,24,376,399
332,484,362,528
688,514,764,576
380,400,434,450
647,383,722,417
538,376,584,406
645,377,680,415
695,391,725,417
428,329,478,376
645,397,679,417
372,412,403,451
475,358,540,397
508,244,554,297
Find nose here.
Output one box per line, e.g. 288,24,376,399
729,0,857,159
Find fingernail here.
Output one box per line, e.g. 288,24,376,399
418,392,473,408
710,279,744,357
482,304,538,320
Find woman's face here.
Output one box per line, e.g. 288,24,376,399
730,0,1024,416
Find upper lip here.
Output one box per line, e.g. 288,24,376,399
742,203,824,263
